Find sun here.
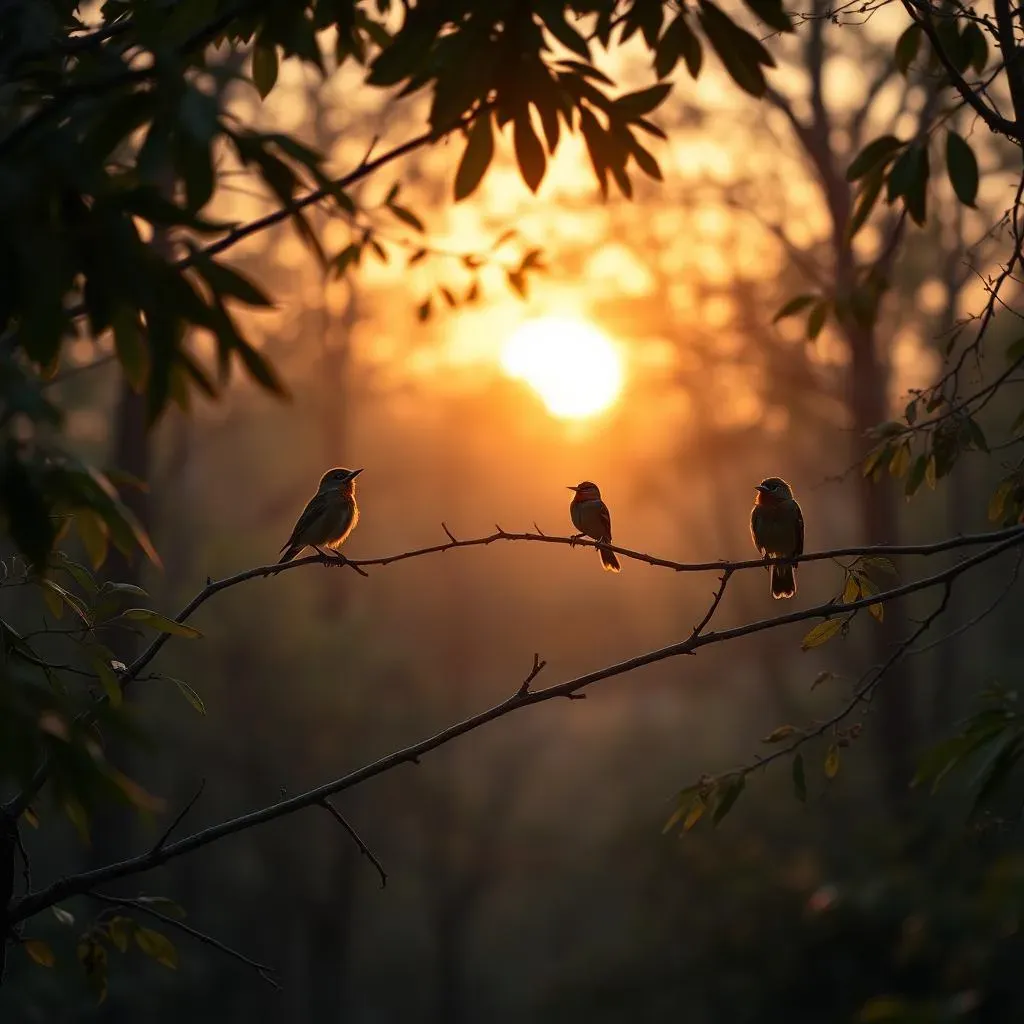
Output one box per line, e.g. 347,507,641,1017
500,317,624,420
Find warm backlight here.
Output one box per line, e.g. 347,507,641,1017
500,317,623,419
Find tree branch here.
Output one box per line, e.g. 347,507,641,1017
319,799,387,889
88,892,278,988
9,526,1023,925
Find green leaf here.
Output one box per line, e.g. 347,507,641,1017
792,752,807,802
169,677,206,715
454,113,495,202
801,617,844,651
946,131,979,207
120,609,202,639
772,294,817,322
252,40,279,99
887,144,929,225
846,135,904,182
962,21,988,73
894,23,922,75
847,166,886,241
862,556,897,576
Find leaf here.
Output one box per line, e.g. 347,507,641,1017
120,609,202,639
52,906,75,927
889,442,911,478
807,300,828,340
989,480,1014,523
846,135,904,182
107,916,134,953
76,510,110,570
801,617,844,651
773,294,817,322
847,167,885,241
135,927,178,969
388,203,425,233
197,258,273,308
763,724,798,743
454,113,494,202
925,454,937,490
862,556,897,576
111,307,148,392
962,21,988,73
824,743,840,779
252,40,279,99
712,774,745,825
894,23,922,75
698,0,772,97
93,656,122,708
613,83,672,119
887,144,929,225
792,752,807,802
810,670,834,691
842,574,861,604
946,131,979,207
25,939,55,967
513,109,546,193
169,677,206,715
905,454,927,498
742,0,794,34
683,799,705,831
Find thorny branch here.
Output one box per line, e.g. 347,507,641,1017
7,525,1022,925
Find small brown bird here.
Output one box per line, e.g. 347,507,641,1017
278,467,362,564
750,476,804,599
568,480,621,573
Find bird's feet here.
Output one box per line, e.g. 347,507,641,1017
569,532,585,548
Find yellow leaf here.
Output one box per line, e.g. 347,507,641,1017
801,618,844,651
121,609,202,639
825,743,840,779
762,724,798,743
989,481,1014,523
925,454,937,490
22,806,39,829
889,442,911,478
869,602,884,622
76,510,109,570
135,927,178,969
106,916,134,953
842,575,861,604
683,800,705,831
25,939,55,967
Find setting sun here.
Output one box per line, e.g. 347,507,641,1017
500,317,624,419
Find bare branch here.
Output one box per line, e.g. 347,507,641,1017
10,526,1021,924
319,799,387,889
152,780,206,854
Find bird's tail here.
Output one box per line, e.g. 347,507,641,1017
278,545,300,564
599,545,621,573
770,563,796,599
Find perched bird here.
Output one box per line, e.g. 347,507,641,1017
278,467,363,564
567,480,621,573
750,476,804,599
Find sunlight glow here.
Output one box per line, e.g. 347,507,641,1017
501,318,624,420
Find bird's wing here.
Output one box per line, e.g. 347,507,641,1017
794,501,805,557
750,505,764,554
597,501,613,541
281,492,329,551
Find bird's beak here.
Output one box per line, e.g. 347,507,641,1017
349,468,364,479
567,485,578,491
755,484,769,494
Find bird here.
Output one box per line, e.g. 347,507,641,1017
750,476,804,599
567,480,621,573
278,467,363,564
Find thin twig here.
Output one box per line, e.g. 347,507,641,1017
88,892,278,987
152,780,206,854
318,799,387,889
